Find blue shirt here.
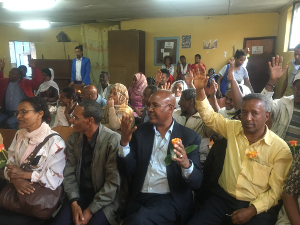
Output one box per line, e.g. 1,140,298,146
119,121,194,194
5,80,27,112
96,94,107,108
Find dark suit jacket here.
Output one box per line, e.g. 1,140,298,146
117,120,203,224
71,57,91,85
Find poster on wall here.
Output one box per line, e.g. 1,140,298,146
252,46,263,54
182,35,191,48
203,39,217,49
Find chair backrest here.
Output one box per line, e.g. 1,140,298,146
52,126,73,143
0,129,18,149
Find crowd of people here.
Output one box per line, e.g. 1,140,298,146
0,43,299,225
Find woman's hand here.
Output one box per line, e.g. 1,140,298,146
65,100,76,115
133,107,142,116
209,80,218,96
6,164,31,179
11,178,35,195
160,82,172,91
107,98,114,108
192,64,208,90
228,58,236,82
29,59,36,67
185,71,194,88
155,70,162,86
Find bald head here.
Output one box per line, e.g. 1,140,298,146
150,90,176,106
82,85,98,101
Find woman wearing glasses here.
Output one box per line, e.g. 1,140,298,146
101,83,135,131
0,96,66,225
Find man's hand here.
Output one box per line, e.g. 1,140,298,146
80,208,93,225
244,47,250,55
71,201,84,225
69,81,75,87
0,58,5,71
209,80,218,96
228,58,236,82
155,70,162,86
11,178,35,195
268,55,288,83
231,205,257,225
120,114,137,146
172,139,190,169
107,98,114,108
160,82,171,91
29,59,36,67
192,64,208,90
65,100,76,115
185,71,194,88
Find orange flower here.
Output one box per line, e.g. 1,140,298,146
0,144,4,152
77,90,81,94
289,140,298,147
246,151,258,159
172,138,181,146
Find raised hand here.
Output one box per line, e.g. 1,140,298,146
268,55,288,81
65,100,76,115
29,59,36,67
0,59,5,69
107,98,114,108
120,114,137,146
185,71,194,88
244,47,250,55
155,70,162,85
172,139,190,169
192,64,208,90
160,82,171,91
209,79,218,96
227,58,236,82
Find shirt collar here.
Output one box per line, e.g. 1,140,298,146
84,126,99,148
236,124,271,146
153,120,174,137
77,57,82,62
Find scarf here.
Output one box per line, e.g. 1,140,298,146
180,63,189,75
171,80,188,93
14,122,51,165
131,73,147,96
111,83,129,105
36,68,59,95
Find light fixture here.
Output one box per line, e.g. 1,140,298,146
20,20,50,29
3,0,56,11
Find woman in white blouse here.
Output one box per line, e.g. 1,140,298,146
161,55,175,84
1,96,66,224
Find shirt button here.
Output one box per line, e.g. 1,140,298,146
150,187,152,190
151,173,154,177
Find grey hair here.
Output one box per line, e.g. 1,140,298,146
79,100,103,124
182,88,196,103
100,71,110,78
242,93,271,112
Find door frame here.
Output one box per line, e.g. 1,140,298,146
243,36,277,55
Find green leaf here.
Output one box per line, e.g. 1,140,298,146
164,154,172,166
185,145,198,154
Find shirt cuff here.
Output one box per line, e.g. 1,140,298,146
250,200,265,214
31,171,40,182
261,88,274,97
118,143,130,157
181,160,194,179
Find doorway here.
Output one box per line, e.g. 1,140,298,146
243,36,276,93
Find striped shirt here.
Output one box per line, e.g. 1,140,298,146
285,107,300,144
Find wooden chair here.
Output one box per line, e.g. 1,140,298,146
52,126,73,143
0,129,18,150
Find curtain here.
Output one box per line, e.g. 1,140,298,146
81,24,119,84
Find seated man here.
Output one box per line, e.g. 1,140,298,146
82,85,107,108
173,88,214,164
135,85,158,125
53,100,122,225
191,54,206,71
0,59,43,129
117,90,203,225
96,71,112,100
187,64,293,225
154,69,170,87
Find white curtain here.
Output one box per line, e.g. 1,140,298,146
81,24,119,84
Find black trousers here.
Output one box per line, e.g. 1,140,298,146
187,186,282,225
122,193,180,225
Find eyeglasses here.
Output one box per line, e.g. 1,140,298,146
146,103,171,109
70,114,85,121
14,109,34,117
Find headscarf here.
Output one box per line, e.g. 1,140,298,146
36,68,59,96
171,80,188,93
111,83,129,105
131,73,147,96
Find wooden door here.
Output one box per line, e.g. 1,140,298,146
243,37,276,93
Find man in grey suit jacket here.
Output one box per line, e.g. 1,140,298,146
54,100,122,225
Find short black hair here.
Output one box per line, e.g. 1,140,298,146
242,93,270,112
100,71,110,79
42,68,52,79
295,43,300,50
180,55,186,59
182,88,196,104
234,49,247,59
11,68,23,78
195,54,201,59
163,55,173,64
20,97,51,124
146,85,158,95
208,68,215,74
75,45,83,51
18,65,27,73
62,87,80,102
78,100,103,124
160,69,170,78
146,77,155,85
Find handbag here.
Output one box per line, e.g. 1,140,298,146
220,64,230,96
0,133,63,219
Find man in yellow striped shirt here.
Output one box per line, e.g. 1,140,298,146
187,59,293,225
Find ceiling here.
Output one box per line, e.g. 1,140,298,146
0,0,294,28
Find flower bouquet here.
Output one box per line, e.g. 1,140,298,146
0,144,7,169
289,140,300,158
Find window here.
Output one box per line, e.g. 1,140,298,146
289,1,300,50
9,41,36,77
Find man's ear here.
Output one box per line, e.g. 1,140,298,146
265,112,270,122
188,98,194,106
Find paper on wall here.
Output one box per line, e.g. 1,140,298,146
165,42,174,49
163,52,170,58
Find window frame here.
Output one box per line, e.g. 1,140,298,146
288,1,300,51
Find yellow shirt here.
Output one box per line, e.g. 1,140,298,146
196,98,293,214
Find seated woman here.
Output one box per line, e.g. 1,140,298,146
128,72,147,117
171,80,188,109
36,68,59,114
52,87,80,128
0,96,66,225
161,55,175,84
176,55,191,81
101,83,134,131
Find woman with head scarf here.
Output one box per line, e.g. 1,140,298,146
101,83,134,131
128,73,147,117
171,80,188,109
36,68,59,114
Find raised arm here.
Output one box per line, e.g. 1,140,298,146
208,79,220,112
0,58,5,76
29,59,43,89
228,58,243,109
154,69,162,87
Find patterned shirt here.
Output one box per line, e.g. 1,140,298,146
284,151,300,197
284,107,300,145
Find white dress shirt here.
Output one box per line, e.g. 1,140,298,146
119,122,194,194
76,58,82,81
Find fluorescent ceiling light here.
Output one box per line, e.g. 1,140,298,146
3,0,56,11
20,20,50,29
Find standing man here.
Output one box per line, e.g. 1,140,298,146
96,71,112,100
118,90,203,225
0,59,43,129
281,43,300,96
191,54,206,71
70,45,91,88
